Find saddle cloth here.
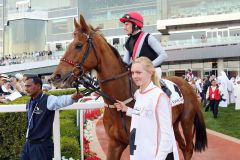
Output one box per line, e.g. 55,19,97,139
162,79,184,107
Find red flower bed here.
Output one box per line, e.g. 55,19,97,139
82,96,102,120
85,109,101,120
84,136,101,160
82,96,103,159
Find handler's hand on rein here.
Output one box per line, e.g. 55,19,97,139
114,100,128,112
71,91,83,101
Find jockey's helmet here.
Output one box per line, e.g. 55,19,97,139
120,12,144,29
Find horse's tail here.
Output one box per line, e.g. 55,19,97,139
194,109,208,152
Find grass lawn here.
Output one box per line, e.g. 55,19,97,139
203,104,240,139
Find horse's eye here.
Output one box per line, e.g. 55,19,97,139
76,43,83,49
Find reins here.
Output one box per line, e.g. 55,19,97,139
61,31,132,135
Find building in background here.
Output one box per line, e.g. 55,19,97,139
0,0,240,78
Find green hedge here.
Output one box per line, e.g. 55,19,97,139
48,89,76,96
0,89,83,159
60,110,80,159
0,112,26,159
61,136,80,159
60,114,78,139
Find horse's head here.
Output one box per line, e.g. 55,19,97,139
51,15,101,88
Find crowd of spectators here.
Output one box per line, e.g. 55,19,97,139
0,50,53,66
0,73,26,103
0,73,54,103
183,70,240,114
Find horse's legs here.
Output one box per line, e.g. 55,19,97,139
106,138,127,160
181,119,194,160
103,110,130,160
173,122,186,155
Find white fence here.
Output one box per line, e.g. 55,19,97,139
0,100,105,160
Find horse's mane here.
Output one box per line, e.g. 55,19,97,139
89,25,126,68
107,44,125,64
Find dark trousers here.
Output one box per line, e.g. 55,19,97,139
166,152,174,160
201,93,207,107
20,140,53,160
206,100,220,118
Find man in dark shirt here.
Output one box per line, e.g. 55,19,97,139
20,76,83,160
202,76,211,107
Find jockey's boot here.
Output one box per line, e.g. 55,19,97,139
160,79,172,97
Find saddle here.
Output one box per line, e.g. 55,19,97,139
160,79,172,97
160,79,184,107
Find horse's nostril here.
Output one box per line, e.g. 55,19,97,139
54,74,61,80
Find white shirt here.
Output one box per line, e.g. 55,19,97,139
126,82,179,160
47,95,75,110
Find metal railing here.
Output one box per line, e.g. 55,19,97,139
164,36,240,50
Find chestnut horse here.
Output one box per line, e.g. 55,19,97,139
51,15,207,160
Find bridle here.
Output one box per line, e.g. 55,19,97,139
60,31,99,78
60,30,133,135
60,30,130,88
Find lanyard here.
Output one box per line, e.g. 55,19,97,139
26,94,44,139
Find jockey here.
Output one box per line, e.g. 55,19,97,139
119,11,167,79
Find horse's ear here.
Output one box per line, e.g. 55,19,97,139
74,18,80,29
80,15,90,34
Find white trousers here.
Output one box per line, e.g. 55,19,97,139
155,67,162,79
